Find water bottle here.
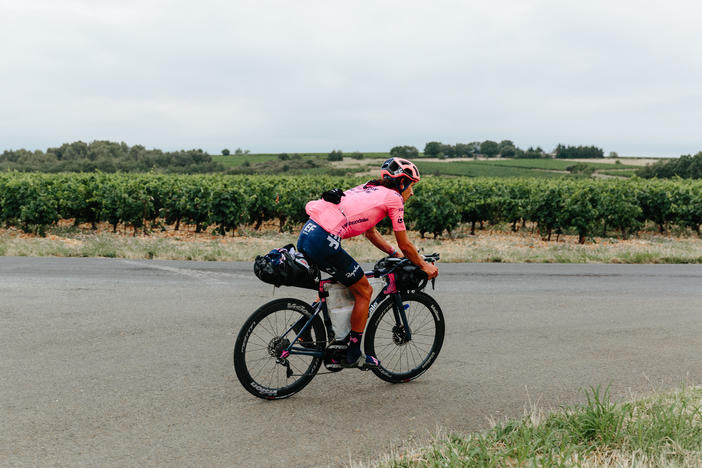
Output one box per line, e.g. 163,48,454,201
323,283,354,340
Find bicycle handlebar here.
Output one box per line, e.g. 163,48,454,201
372,252,440,280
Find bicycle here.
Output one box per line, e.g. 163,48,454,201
233,253,444,400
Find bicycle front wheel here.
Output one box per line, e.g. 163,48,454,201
364,291,445,383
234,298,326,400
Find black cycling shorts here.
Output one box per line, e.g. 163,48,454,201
296,219,364,287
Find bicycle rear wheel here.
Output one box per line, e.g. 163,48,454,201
234,298,326,400
364,291,444,383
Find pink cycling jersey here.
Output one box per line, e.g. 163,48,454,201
305,184,405,239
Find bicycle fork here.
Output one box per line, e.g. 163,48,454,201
391,293,412,341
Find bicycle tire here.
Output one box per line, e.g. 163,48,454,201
234,298,326,400
364,291,444,383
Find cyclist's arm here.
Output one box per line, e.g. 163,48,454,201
364,227,401,257
393,230,438,278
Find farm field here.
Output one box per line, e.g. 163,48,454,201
213,153,651,178
416,158,643,178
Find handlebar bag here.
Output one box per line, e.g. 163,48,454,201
394,265,428,292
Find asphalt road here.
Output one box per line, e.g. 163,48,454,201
2,257,702,467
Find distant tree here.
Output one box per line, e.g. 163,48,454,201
423,141,442,157
500,146,516,158
498,140,515,153
439,144,456,158
390,145,419,159
468,142,481,154
555,144,604,159
454,143,471,157
608,151,619,158
480,140,499,157
350,151,364,160
519,146,544,159
221,149,230,156
638,152,702,179
327,150,343,161
278,153,289,160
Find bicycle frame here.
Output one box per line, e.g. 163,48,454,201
280,269,410,359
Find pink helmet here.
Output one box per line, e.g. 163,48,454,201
380,157,420,183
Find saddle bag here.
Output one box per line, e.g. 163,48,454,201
254,244,319,289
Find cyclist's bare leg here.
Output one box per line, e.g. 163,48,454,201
343,277,379,367
348,276,372,333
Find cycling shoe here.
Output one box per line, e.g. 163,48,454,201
339,354,380,369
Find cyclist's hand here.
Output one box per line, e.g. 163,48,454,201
422,263,438,279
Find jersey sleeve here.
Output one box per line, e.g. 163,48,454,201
386,191,406,232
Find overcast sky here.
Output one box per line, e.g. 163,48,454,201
2,0,701,156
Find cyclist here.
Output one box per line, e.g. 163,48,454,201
297,157,439,368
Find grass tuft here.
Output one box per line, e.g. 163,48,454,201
365,386,702,468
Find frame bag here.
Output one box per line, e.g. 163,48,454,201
254,244,319,289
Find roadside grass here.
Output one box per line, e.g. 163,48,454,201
2,223,702,263
365,385,702,468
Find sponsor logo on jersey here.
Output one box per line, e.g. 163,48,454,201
341,217,369,230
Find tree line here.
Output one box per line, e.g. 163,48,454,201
389,141,605,159
0,141,224,173
1,173,700,242
637,152,702,179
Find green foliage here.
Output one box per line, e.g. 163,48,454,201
327,150,343,162
518,146,547,159
555,144,605,159
566,163,596,175
561,184,600,243
382,386,702,467
423,141,442,157
1,173,701,240
405,182,461,238
638,152,702,179
0,141,224,173
479,140,499,157
500,145,516,158
389,146,419,159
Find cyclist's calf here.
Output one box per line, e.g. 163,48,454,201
348,276,373,332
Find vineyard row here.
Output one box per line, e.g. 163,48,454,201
1,173,701,242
